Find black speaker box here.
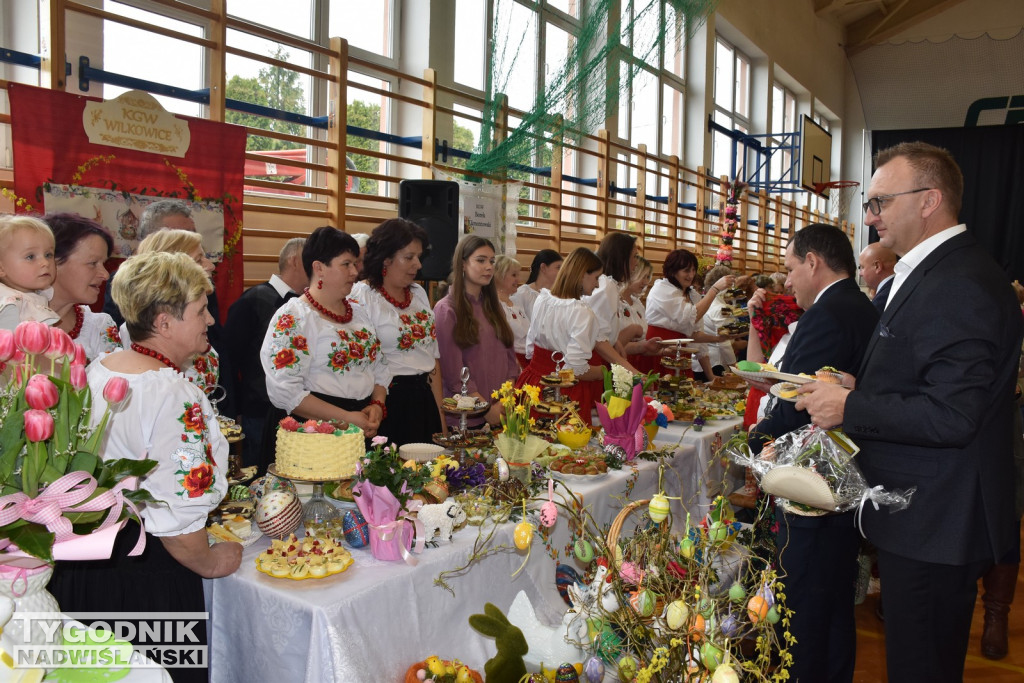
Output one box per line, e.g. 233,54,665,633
398,179,459,282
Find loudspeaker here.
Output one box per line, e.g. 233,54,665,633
399,179,459,282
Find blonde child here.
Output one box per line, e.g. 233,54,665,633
0,215,59,330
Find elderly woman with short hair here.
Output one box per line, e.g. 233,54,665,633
48,250,239,683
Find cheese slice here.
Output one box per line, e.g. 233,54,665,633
208,523,242,544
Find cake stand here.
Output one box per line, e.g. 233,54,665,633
443,402,490,435
267,464,343,526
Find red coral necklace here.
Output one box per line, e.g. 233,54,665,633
68,306,85,340
304,288,353,324
377,285,412,310
130,342,182,374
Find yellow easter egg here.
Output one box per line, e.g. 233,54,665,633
666,599,689,630
648,493,670,523
514,521,535,550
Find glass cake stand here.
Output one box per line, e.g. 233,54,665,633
267,464,341,526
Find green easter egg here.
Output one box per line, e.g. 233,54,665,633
728,582,746,603
574,538,594,563
766,606,780,624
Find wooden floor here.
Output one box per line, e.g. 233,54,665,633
853,532,1024,681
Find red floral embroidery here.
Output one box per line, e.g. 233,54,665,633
353,329,370,340
182,463,214,498
399,334,414,350
193,356,208,373
410,324,425,340
106,326,122,343
415,311,429,322
274,348,298,369
330,349,349,370
181,403,205,434
399,314,412,325
347,342,364,359
291,335,308,352
275,314,296,332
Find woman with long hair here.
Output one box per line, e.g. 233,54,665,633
510,248,562,318
260,227,390,464
493,254,531,369
434,235,519,428
621,255,657,370
643,248,734,376
518,247,606,425
351,218,444,446
44,212,122,361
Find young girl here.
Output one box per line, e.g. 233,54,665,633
511,249,562,319
0,215,59,330
518,248,606,426
493,255,531,369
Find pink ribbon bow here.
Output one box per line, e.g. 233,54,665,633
369,498,425,566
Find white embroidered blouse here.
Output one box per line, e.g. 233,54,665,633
350,282,438,376
525,290,599,374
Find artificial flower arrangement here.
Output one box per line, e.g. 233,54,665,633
491,382,548,483
0,322,157,569
596,365,659,460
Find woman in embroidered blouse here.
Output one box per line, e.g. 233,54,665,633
518,247,607,425
435,236,519,428
511,249,562,319
622,255,657,371
493,255,531,369
44,213,122,361
48,251,239,683
644,248,734,376
262,227,390,447
123,229,221,395
351,218,443,446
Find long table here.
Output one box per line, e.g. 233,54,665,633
205,417,743,682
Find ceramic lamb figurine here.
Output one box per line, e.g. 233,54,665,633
417,500,466,542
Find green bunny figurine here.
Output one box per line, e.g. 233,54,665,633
468,603,529,683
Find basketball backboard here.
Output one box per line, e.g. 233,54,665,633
800,115,832,197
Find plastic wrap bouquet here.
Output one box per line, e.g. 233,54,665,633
727,424,914,516
596,365,658,460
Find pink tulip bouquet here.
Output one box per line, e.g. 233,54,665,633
0,321,157,568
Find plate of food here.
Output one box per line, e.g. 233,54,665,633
547,453,609,480
729,363,815,385
441,395,489,413
254,533,355,580
769,382,802,403
208,516,263,548
656,338,694,347
540,370,578,386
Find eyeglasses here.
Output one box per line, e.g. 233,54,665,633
862,188,933,216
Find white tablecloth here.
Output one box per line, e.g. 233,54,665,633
205,417,744,682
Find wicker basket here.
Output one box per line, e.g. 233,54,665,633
404,661,483,683
605,499,669,621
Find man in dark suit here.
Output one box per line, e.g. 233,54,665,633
857,242,897,312
798,142,1022,683
222,237,307,466
750,223,879,683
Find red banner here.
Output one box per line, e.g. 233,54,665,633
8,83,246,321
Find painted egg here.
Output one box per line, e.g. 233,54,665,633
248,474,296,503
582,655,605,683
648,493,670,523
691,613,706,640
617,655,638,682
555,564,581,605
629,589,656,617
701,642,724,671
342,509,370,548
766,606,780,624
494,456,510,482
698,596,714,617
587,619,622,662
712,663,740,683
573,538,594,564
540,500,558,527
720,612,741,637
555,663,579,682
666,599,689,630
728,582,746,603
514,521,534,550
707,521,729,544
747,595,769,624
255,490,302,539
679,537,695,559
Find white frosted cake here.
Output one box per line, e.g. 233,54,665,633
274,417,365,479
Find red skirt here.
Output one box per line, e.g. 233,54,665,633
518,346,603,426
515,352,529,371
744,387,766,429
636,324,694,378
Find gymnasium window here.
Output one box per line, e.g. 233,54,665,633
769,83,796,197
712,37,751,179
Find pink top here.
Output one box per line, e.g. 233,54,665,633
434,291,519,426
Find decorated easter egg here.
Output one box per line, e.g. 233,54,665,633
701,642,724,671
679,537,695,559
540,501,558,527
555,663,579,682
494,456,510,482
707,521,729,544
648,493,670,523
514,521,535,550
629,589,656,617
698,596,714,617
728,582,745,603
617,654,638,682
746,595,769,624
255,490,302,539
711,663,740,683
766,606,780,624
342,509,370,548
555,564,582,605
582,655,605,683
666,599,689,630
691,613,706,640
720,612,741,637
248,474,296,503
573,538,594,564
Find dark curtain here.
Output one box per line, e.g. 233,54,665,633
871,125,1024,281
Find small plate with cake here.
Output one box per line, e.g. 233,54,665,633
769,382,802,403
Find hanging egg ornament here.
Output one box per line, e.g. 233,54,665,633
573,538,594,564
746,595,769,624
720,612,741,637
666,599,689,630
629,589,656,617
711,663,740,683
708,521,729,544
582,655,605,683
539,478,558,527
617,655,639,682
700,642,724,671
494,456,510,482
728,582,746,603
679,537,695,559
648,493,670,523
514,520,535,550
766,606,781,624
341,509,370,548
555,663,580,682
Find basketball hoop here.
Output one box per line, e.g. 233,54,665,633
814,180,860,219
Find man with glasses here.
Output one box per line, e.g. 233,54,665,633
798,141,1022,682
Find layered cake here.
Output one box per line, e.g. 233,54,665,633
274,416,365,479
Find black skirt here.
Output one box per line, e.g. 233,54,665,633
47,520,208,683
378,373,441,447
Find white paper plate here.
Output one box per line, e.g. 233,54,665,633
768,382,801,403
761,466,836,511
656,338,694,346
399,442,445,462
729,366,815,385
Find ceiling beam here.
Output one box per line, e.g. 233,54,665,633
845,0,968,54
